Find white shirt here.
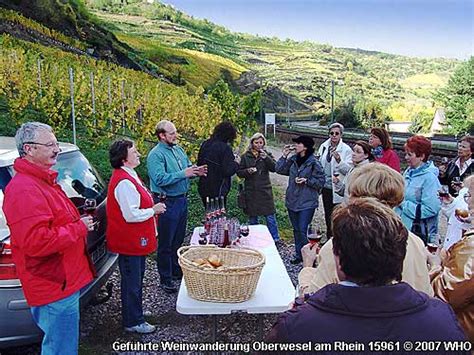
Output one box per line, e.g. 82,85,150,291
442,187,469,250
114,167,155,223
456,157,472,176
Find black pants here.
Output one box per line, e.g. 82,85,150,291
322,188,336,238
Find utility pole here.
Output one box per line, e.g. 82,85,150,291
287,97,291,127
331,80,335,123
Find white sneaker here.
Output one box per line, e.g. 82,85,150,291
125,322,156,334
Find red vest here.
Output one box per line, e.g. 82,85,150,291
106,168,157,255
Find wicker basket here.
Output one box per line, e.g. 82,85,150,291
178,245,265,303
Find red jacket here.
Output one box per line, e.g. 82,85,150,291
3,158,94,307
376,148,401,172
106,168,157,255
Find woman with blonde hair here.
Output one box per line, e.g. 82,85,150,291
430,175,474,341
237,133,280,241
299,163,433,296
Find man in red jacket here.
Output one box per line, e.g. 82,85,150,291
3,122,95,355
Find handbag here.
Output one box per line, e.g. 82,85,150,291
237,183,246,209
411,204,429,245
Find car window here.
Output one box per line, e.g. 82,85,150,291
54,151,106,207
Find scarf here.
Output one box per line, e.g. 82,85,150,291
296,153,310,167
372,146,384,159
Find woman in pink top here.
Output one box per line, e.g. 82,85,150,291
369,127,400,172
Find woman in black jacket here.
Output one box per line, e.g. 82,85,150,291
439,135,473,196
197,121,240,206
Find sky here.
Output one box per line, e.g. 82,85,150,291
163,0,473,59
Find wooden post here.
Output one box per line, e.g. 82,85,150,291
37,58,42,97
90,72,96,127
69,68,76,145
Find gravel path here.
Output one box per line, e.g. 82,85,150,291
5,143,447,355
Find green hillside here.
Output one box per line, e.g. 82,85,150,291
85,0,460,127
0,0,467,131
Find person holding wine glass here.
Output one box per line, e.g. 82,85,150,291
237,133,280,242
438,135,473,196
3,122,96,355
317,123,353,239
276,135,325,264
438,180,471,250
106,139,166,334
298,163,433,297
430,175,474,342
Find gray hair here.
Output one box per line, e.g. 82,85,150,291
15,122,53,157
329,122,344,134
248,132,267,151
155,119,175,137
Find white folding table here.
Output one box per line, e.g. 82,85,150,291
176,224,295,340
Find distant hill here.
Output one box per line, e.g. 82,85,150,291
0,0,463,129
83,0,460,125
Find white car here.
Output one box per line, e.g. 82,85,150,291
0,136,118,349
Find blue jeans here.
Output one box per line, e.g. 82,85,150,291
119,255,146,327
30,291,80,355
249,214,280,241
157,196,187,284
288,208,316,260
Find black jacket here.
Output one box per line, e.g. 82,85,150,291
197,139,238,200
439,158,474,195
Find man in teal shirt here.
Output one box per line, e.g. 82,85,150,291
147,120,206,293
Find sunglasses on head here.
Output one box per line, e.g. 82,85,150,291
329,131,340,136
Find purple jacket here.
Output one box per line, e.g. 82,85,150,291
266,283,468,354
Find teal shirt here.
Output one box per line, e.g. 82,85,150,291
147,142,192,196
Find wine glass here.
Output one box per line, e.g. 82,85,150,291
240,223,250,237
83,198,97,231
240,223,250,246
159,192,167,203
198,227,208,245
426,234,440,254
84,198,97,216
307,222,322,246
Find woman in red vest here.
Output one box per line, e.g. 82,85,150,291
106,139,166,334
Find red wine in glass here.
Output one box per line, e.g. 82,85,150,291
159,192,167,203
84,198,97,216
438,191,450,198
426,243,438,254
307,223,322,245
240,225,250,238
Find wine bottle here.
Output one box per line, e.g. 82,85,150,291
220,196,226,216
222,223,230,248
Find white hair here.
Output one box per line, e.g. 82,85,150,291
329,122,345,134
15,122,53,157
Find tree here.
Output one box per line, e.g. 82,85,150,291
435,57,474,135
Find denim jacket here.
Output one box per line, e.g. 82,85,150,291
276,154,325,212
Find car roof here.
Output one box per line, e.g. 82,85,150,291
0,136,79,167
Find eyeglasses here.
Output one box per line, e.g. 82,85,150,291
329,132,341,136
24,141,60,148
